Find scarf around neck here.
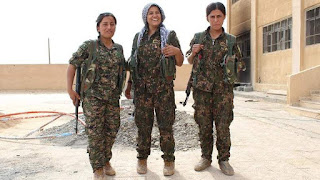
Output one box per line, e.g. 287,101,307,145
137,26,171,51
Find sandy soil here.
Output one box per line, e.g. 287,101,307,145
0,91,198,180
2,91,320,180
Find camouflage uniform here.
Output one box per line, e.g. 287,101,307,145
186,27,244,162
69,38,125,172
132,29,182,162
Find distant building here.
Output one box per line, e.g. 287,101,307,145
227,0,320,93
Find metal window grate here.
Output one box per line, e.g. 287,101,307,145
306,7,320,45
263,17,292,53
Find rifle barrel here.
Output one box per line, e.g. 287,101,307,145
75,67,81,134
75,103,79,133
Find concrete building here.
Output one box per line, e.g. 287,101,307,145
227,0,320,118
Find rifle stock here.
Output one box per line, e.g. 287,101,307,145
75,66,81,134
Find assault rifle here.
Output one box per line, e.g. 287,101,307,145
75,66,81,134
182,50,203,106
182,73,193,106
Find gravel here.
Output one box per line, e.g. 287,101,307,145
40,100,203,151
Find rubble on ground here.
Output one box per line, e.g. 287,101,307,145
41,100,204,151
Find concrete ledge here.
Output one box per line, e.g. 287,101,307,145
288,65,320,105
254,83,287,92
286,105,320,120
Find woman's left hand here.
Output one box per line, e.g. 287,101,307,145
162,44,178,57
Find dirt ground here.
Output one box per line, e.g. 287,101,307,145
1,91,320,180
0,91,200,180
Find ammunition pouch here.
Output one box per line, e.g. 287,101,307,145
161,55,176,83
221,54,239,84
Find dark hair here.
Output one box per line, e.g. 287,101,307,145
96,12,117,27
206,2,226,17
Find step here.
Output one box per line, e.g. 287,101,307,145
266,90,287,96
311,93,320,102
299,96,311,101
310,90,320,95
299,99,320,110
286,105,320,120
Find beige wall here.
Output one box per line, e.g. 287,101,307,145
257,50,292,84
0,65,68,90
0,64,192,91
304,44,320,70
257,0,292,27
230,0,251,35
304,0,320,8
175,65,192,91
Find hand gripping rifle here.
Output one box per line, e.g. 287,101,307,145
75,66,81,134
182,50,203,106
181,31,205,107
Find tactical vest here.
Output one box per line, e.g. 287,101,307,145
80,40,126,100
129,31,176,83
192,31,238,85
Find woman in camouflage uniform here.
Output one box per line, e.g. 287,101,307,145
125,3,183,176
66,13,126,180
186,2,245,176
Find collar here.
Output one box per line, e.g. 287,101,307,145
205,26,226,40
97,37,117,50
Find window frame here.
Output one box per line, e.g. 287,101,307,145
306,6,320,46
263,17,292,54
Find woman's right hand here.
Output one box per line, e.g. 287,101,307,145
125,83,132,99
187,44,204,64
191,44,204,55
68,90,80,106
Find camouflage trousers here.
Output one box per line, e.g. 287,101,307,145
83,95,120,172
134,87,176,162
193,86,234,162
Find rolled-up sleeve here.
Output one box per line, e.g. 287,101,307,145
69,40,90,67
169,31,183,56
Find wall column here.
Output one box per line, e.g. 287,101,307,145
251,0,257,88
292,0,303,73
227,0,231,33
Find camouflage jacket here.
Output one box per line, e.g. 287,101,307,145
133,29,182,94
186,27,245,93
69,38,126,100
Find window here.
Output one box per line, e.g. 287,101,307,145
306,6,320,45
263,17,292,53
232,0,240,4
